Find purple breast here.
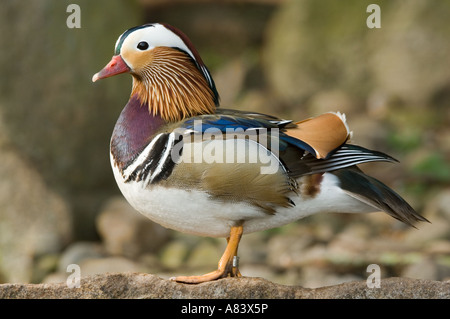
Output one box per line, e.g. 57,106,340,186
110,94,165,171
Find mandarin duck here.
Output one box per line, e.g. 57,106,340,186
92,23,428,284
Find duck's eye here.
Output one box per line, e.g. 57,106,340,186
137,41,149,50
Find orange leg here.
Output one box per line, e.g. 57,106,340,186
172,225,243,284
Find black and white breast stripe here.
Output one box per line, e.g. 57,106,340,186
122,132,182,186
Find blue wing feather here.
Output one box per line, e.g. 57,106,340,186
180,110,316,155
182,115,277,132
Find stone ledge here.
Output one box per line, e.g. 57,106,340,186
0,273,448,299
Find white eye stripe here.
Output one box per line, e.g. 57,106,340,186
120,24,196,61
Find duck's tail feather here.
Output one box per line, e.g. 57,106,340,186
332,168,429,227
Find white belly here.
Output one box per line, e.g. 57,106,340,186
111,155,375,237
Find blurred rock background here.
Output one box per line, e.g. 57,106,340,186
0,0,449,287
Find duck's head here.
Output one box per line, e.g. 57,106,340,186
93,23,219,122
